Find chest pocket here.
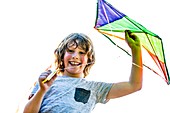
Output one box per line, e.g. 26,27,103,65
74,88,91,104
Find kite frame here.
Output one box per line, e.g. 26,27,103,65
94,0,170,84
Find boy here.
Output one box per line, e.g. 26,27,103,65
24,30,143,113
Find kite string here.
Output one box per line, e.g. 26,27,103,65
114,55,143,69
132,62,143,69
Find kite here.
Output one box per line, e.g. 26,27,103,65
94,0,170,84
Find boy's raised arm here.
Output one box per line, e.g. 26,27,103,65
106,30,143,99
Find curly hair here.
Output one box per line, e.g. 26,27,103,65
54,33,95,77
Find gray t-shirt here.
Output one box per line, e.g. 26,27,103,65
31,76,113,113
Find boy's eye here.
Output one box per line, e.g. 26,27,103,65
67,49,74,53
79,51,86,55
66,49,86,55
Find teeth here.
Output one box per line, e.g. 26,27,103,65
70,61,80,66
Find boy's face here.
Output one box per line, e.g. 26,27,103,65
63,42,88,78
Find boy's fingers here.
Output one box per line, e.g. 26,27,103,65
125,30,140,42
125,30,141,48
125,30,130,39
41,70,52,76
39,70,53,82
125,30,133,43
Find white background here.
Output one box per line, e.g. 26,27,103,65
0,0,170,113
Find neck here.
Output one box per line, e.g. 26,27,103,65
63,71,84,78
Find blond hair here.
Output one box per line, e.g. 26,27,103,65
54,33,95,77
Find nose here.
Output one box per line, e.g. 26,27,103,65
72,52,79,59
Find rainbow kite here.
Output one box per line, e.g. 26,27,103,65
94,0,170,84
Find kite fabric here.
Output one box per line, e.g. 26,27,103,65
94,0,170,85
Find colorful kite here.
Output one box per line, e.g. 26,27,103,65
94,0,170,84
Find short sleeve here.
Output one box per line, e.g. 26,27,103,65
95,82,113,104
31,82,39,94
28,82,39,100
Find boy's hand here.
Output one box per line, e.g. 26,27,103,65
39,70,57,92
125,30,141,52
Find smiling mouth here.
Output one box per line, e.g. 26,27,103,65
69,61,81,66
